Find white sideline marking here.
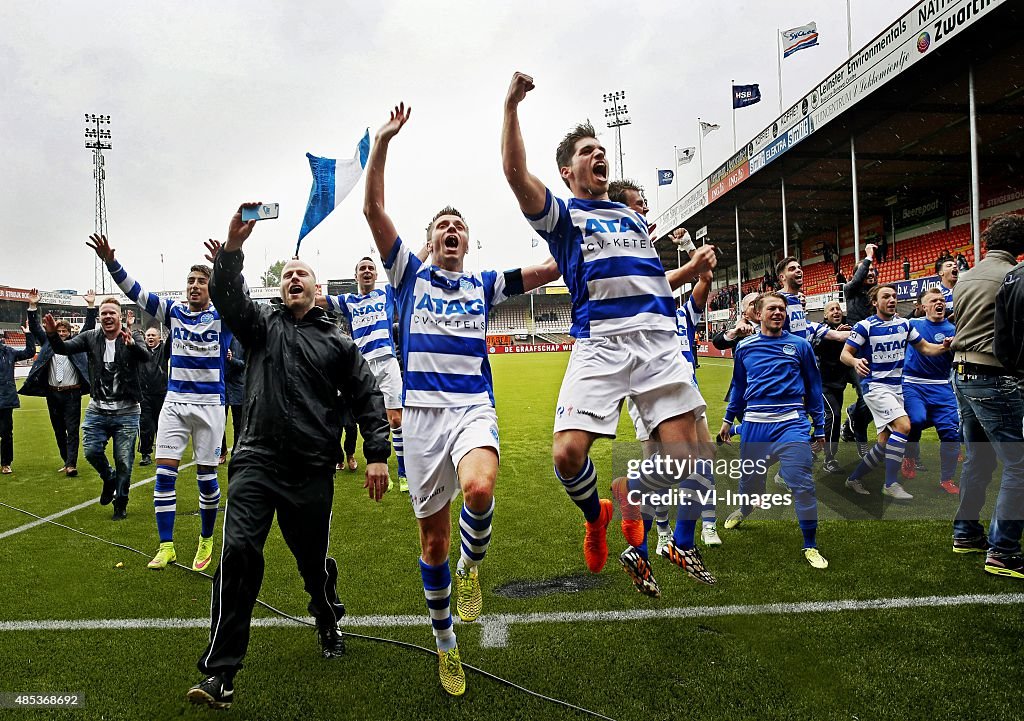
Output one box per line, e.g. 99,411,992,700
1,592,1020,648
0,461,197,541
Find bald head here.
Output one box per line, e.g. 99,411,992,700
280,258,318,318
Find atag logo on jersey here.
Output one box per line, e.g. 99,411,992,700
917,31,930,53
416,295,484,315
584,216,643,237
171,326,219,343
782,344,797,356
352,302,385,316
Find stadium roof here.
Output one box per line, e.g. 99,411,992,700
652,0,1023,272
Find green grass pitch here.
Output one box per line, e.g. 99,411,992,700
0,353,1018,720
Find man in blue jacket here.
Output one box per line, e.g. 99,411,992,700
0,314,37,475
22,289,97,477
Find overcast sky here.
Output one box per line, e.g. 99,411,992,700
1,0,900,293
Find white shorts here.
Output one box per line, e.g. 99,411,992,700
555,330,705,438
155,402,227,466
626,396,706,442
403,405,500,519
369,355,403,410
863,384,908,431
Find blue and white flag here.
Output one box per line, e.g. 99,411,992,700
657,169,674,186
732,84,761,109
782,22,819,58
296,129,371,254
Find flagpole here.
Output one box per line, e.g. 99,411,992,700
673,146,680,200
777,29,784,114
697,118,704,178
656,169,663,214
731,79,737,153
846,0,853,56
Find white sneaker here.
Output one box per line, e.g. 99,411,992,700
845,478,870,495
883,482,914,500
773,472,790,491
701,523,722,546
723,508,746,530
655,528,671,556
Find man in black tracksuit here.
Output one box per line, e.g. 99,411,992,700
188,204,391,710
814,300,850,474
137,326,168,466
841,242,879,452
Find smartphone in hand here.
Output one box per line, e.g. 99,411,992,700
241,203,280,221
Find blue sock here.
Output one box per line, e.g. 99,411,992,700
459,499,493,569
196,468,220,539
635,516,654,558
419,559,456,651
556,457,600,522
849,443,884,481
884,432,908,488
699,465,717,525
939,439,959,482
393,426,406,477
799,519,817,549
154,465,178,543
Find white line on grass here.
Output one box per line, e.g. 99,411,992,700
2,592,1020,648
0,461,197,541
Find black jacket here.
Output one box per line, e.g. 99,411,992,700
210,249,390,468
47,328,150,406
224,337,246,407
843,257,875,325
21,308,97,398
994,261,1024,375
0,333,36,410
138,338,168,396
814,322,851,390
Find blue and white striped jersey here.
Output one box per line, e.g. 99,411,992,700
939,283,955,319
904,317,955,384
845,315,923,389
109,260,230,405
781,292,828,345
384,237,519,408
724,331,825,435
525,189,674,338
326,286,396,362
676,297,702,388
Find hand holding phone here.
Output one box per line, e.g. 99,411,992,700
241,203,280,221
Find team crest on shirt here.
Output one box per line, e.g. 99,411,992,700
782,344,797,356
934,333,946,343
200,312,215,324
460,277,474,291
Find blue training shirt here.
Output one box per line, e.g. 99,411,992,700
326,286,396,362
724,331,825,436
525,188,674,338
109,260,231,405
384,236,519,408
904,317,955,384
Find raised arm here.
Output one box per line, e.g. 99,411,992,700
501,72,548,217
43,315,89,356
26,289,45,345
13,324,36,361
81,290,98,332
363,103,411,261
666,245,718,293
87,234,173,323
843,244,876,295
521,256,561,292
210,204,268,349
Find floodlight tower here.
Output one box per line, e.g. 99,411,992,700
602,91,631,180
84,114,112,294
